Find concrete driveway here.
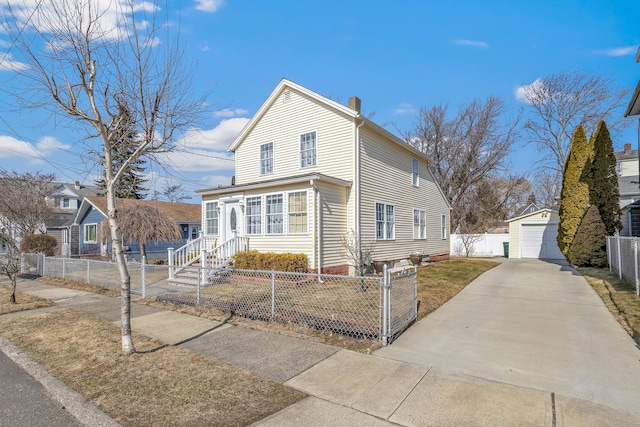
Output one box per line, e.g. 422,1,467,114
375,259,640,415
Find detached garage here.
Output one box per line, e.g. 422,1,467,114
507,209,565,260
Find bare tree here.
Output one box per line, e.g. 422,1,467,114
520,71,630,174
339,229,376,276
0,170,56,303
100,203,182,259
161,183,192,203
404,97,521,231
1,1,204,353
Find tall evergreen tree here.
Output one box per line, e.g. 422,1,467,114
585,120,622,236
96,103,147,199
557,125,592,255
567,205,608,268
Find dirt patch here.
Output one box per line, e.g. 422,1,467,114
0,309,306,427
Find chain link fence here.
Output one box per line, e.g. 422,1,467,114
21,254,418,343
606,236,640,296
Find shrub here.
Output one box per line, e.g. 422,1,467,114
233,250,308,272
20,234,57,256
567,205,607,268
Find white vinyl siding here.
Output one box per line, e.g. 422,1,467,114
412,158,419,187
84,224,97,243
234,89,354,185
414,209,426,239
359,127,450,261
245,196,261,235
266,194,284,234
205,201,219,235
260,142,273,175
288,191,308,234
300,131,317,168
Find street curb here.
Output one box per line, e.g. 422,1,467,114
0,337,121,427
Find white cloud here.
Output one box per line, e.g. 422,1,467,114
393,103,416,115
515,78,543,103
212,108,250,118
132,1,159,13
180,118,250,151
0,53,29,71
452,39,489,48
195,0,225,13
594,46,636,57
161,148,235,172
0,135,70,163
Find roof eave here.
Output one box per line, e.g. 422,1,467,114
624,80,640,117
195,173,352,196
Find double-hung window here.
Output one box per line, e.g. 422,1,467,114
412,158,419,186
245,197,262,235
375,203,395,240
205,201,219,235
266,194,283,234
84,224,97,243
441,214,447,239
288,191,308,234
413,209,426,239
300,131,316,168
260,142,273,175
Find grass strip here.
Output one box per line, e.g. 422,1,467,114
0,309,306,427
0,286,54,315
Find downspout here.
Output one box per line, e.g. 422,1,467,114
355,117,366,271
311,179,323,282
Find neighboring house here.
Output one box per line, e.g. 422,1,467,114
620,199,640,237
195,79,451,275
506,208,564,260
74,197,201,259
615,143,640,209
45,181,99,256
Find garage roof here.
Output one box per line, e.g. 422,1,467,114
506,208,558,223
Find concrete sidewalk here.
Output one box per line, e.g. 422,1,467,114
2,272,640,426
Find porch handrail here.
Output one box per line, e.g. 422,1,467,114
203,236,249,269
168,235,217,279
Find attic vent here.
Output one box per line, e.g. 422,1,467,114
283,90,291,103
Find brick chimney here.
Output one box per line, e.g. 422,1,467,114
624,143,632,155
348,96,361,114
74,181,80,189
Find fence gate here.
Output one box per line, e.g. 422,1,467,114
382,266,418,344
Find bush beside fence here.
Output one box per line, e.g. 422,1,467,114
19,254,417,344
606,236,640,296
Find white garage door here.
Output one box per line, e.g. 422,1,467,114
520,223,564,259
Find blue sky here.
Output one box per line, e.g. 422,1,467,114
0,0,639,200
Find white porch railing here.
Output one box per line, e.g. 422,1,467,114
203,236,249,269
168,235,217,279
168,235,249,280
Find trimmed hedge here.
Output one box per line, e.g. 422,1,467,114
233,250,308,272
20,233,57,256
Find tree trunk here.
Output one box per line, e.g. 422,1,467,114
140,241,147,259
9,272,16,304
106,194,136,355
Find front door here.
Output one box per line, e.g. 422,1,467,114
223,200,242,243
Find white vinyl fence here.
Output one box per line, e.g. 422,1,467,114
19,254,417,344
606,236,640,296
450,233,509,257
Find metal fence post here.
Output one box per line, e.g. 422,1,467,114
382,264,389,346
271,270,276,320
606,236,611,271
141,256,146,298
87,259,91,283
20,253,25,274
197,266,201,306
62,258,66,279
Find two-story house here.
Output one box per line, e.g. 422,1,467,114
195,79,451,275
